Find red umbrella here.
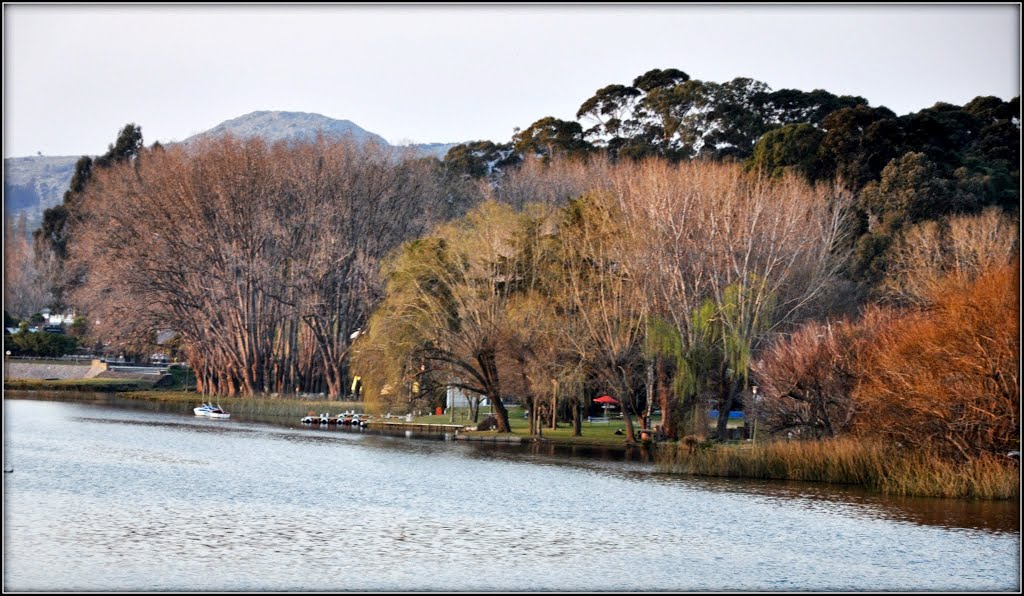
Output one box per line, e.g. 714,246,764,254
593,395,619,404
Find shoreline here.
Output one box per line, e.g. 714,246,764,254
5,385,1016,500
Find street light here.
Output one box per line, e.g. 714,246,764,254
5,350,10,382
751,385,759,445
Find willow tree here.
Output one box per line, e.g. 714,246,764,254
354,201,544,432
558,192,649,445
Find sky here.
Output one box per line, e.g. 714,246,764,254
3,4,1020,158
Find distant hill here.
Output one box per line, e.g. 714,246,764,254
3,112,465,230
3,155,80,231
181,110,389,147
402,141,462,159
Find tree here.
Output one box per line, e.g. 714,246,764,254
852,262,1020,461
355,202,540,432
34,123,144,309
631,68,690,92
819,105,903,191
4,211,49,318
763,88,867,126
67,135,441,398
576,84,643,146
697,77,774,160
612,160,854,441
93,123,143,168
8,327,78,357
880,208,1019,305
752,316,874,438
859,152,950,229
747,123,828,181
558,192,649,444
512,117,592,162
442,140,520,179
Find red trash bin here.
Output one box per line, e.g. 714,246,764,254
435,407,443,416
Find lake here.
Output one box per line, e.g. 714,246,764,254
2,396,1019,592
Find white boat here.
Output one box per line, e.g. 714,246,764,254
194,403,215,416
206,405,230,419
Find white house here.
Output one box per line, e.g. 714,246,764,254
41,308,75,326
446,383,489,408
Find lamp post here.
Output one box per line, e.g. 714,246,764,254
751,385,759,445
5,350,10,382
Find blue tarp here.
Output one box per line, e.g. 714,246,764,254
708,410,744,419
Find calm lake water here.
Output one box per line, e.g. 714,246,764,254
3,396,1020,592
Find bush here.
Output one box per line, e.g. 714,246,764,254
852,263,1019,461
8,329,78,357
475,415,498,431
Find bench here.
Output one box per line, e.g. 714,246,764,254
587,416,609,424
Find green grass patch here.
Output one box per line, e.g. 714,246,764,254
411,407,658,447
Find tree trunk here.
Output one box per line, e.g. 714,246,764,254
715,375,742,440
491,396,511,433
479,349,511,432
620,380,636,446
470,396,480,423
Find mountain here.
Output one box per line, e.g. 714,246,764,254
181,110,389,147
3,155,80,231
3,112,464,231
404,141,461,159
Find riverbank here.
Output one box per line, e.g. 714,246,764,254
4,378,156,392
5,386,1016,499
2,384,650,449
657,436,1019,500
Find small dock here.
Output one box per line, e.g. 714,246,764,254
301,415,362,425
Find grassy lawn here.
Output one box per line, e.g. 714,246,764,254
412,406,714,447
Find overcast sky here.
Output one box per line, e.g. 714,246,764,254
3,4,1020,158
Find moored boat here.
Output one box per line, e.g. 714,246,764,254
203,404,231,419
194,403,215,416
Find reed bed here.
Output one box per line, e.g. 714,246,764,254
4,378,154,392
655,437,1018,499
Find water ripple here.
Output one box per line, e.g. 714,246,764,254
4,398,1019,592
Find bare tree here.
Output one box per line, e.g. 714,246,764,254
558,191,649,444
4,212,50,319
882,207,1019,305
611,160,854,439
67,135,442,397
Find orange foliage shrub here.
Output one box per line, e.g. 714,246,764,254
852,262,1020,461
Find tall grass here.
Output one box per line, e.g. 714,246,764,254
4,378,154,392
655,437,1018,499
